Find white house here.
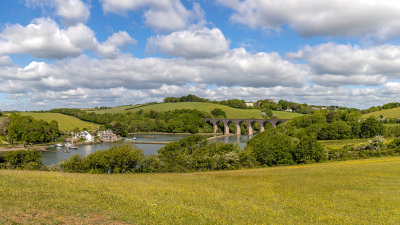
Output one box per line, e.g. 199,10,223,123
75,131,94,142
245,102,254,107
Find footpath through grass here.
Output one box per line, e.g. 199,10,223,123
1,157,400,224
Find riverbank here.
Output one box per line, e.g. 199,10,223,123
0,145,49,152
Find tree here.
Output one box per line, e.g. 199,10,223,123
361,117,384,138
292,135,325,164
211,108,226,118
246,131,295,166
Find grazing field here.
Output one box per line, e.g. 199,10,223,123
363,107,400,119
319,138,394,149
86,102,303,119
1,157,400,224
16,112,100,131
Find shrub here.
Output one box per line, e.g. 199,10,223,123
60,155,86,173
246,131,295,166
3,150,42,169
60,143,144,173
292,135,326,164
387,138,400,153
317,121,352,140
211,108,227,118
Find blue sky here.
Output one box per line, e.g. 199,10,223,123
1,0,400,110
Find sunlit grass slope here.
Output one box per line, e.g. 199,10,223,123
363,107,400,119
1,157,400,224
17,112,100,131
86,102,302,119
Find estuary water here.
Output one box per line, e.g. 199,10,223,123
42,134,252,166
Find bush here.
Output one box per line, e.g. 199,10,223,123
387,138,400,153
292,135,326,164
60,143,144,173
317,121,352,140
3,150,42,169
246,131,295,166
211,108,227,118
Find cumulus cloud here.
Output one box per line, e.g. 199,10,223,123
218,0,400,40
100,0,204,32
0,48,309,107
0,18,135,59
288,42,400,86
26,0,90,25
146,27,230,58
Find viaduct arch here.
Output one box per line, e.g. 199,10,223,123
203,119,290,135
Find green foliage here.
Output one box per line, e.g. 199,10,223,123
6,114,60,144
211,108,227,118
387,138,400,153
1,150,42,169
317,121,353,140
157,135,242,172
292,135,326,164
361,117,385,138
246,131,295,166
60,143,144,173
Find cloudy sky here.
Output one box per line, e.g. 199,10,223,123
1,0,400,110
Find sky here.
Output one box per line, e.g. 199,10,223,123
1,0,400,110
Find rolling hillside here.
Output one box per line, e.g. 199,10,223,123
17,112,100,131
363,107,400,119
1,157,400,224
85,102,303,119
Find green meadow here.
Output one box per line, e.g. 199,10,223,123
1,157,400,224
86,102,302,119
363,107,400,119
16,112,100,131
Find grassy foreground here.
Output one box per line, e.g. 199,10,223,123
16,112,100,131
86,102,302,119
1,157,400,224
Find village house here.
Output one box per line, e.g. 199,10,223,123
97,130,119,142
74,131,94,142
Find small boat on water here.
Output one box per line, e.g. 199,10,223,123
65,142,77,149
55,143,64,147
124,137,137,141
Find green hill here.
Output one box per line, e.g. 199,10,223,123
85,102,303,119
363,107,400,119
17,112,100,131
1,157,400,224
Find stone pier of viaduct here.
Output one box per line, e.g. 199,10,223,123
203,119,290,135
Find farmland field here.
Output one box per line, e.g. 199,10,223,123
16,112,100,131
363,107,400,119
85,102,303,119
1,157,400,224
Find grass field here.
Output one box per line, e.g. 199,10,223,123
1,157,400,224
319,138,395,149
363,107,400,119
86,102,303,119
16,112,100,131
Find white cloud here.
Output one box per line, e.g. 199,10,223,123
26,0,90,25
218,0,400,40
288,42,400,86
0,18,134,59
100,0,204,32
97,31,137,58
146,27,230,58
0,48,309,106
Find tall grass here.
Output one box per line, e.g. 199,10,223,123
1,157,400,224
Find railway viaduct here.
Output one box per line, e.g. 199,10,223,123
203,119,290,135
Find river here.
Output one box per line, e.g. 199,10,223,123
42,134,252,166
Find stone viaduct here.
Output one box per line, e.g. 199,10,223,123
203,119,290,135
